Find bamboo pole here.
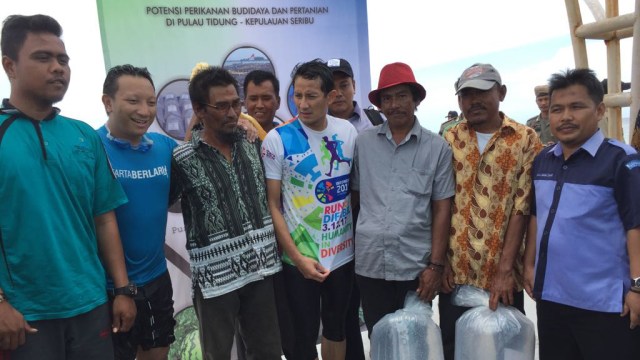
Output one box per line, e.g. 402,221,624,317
565,0,589,68
604,92,632,107
576,13,635,38
605,0,623,140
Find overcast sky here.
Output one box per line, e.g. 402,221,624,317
0,1,635,136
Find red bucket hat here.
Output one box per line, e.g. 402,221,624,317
368,62,426,107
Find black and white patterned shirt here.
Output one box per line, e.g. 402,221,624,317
171,129,281,298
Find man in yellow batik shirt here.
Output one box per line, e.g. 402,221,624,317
439,63,542,360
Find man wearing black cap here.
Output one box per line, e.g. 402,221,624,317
440,63,542,359
351,62,455,333
326,58,383,131
439,110,460,136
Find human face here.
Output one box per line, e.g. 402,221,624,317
293,76,334,131
329,72,355,119
457,84,506,133
549,84,604,154
2,32,70,108
244,80,280,131
196,84,241,140
103,75,156,145
379,85,417,129
536,94,550,119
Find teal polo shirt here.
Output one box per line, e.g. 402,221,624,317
0,109,127,321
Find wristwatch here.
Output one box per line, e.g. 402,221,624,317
0,291,6,304
630,277,640,293
109,283,138,297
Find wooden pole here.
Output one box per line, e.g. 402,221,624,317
605,0,623,140
565,0,589,68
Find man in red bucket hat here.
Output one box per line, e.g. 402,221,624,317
351,62,455,333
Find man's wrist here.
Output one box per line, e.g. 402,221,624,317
109,283,138,297
630,276,640,293
426,262,444,274
498,262,515,273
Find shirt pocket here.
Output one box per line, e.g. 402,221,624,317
402,168,433,197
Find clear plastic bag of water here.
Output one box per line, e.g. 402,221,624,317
452,285,535,360
371,292,444,360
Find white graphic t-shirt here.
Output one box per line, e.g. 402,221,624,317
262,115,357,271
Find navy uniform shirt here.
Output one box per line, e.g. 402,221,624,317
531,130,640,312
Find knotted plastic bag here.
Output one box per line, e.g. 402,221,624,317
371,292,444,360
452,285,535,360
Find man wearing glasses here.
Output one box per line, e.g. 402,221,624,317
170,66,282,359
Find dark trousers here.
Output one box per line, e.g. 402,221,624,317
356,274,419,335
193,276,281,360
537,299,640,360
438,289,525,360
6,303,114,360
273,270,295,359
236,271,295,360
345,274,365,360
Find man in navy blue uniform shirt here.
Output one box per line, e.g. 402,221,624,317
524,68,640,359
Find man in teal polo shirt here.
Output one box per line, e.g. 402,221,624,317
0,14,135,359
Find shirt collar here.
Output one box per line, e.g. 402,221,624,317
378,115,422,142
1,98,60,121
329,101,361,123
191,127,205,147
349,101,362,122
192,127,243,149
496,112,519,134
104,123,154,152
552,129,604,158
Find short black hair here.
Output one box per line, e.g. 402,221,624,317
243,70,280,99
548,68,604,106
1,14,62,60
291,59,334,95
103,64,154,97
189,66,239,107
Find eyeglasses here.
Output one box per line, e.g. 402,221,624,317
203,99,243,112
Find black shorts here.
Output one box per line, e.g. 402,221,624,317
109,271,176,360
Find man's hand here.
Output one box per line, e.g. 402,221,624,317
489,268,516,311
0,302,37,350
523,262,536,301
238,116,258,142
622,291,640,329
111,296,136,333
440,260,456,294
294,256,330,283
417,267,442,301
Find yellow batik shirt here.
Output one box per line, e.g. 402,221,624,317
444,113,542,290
